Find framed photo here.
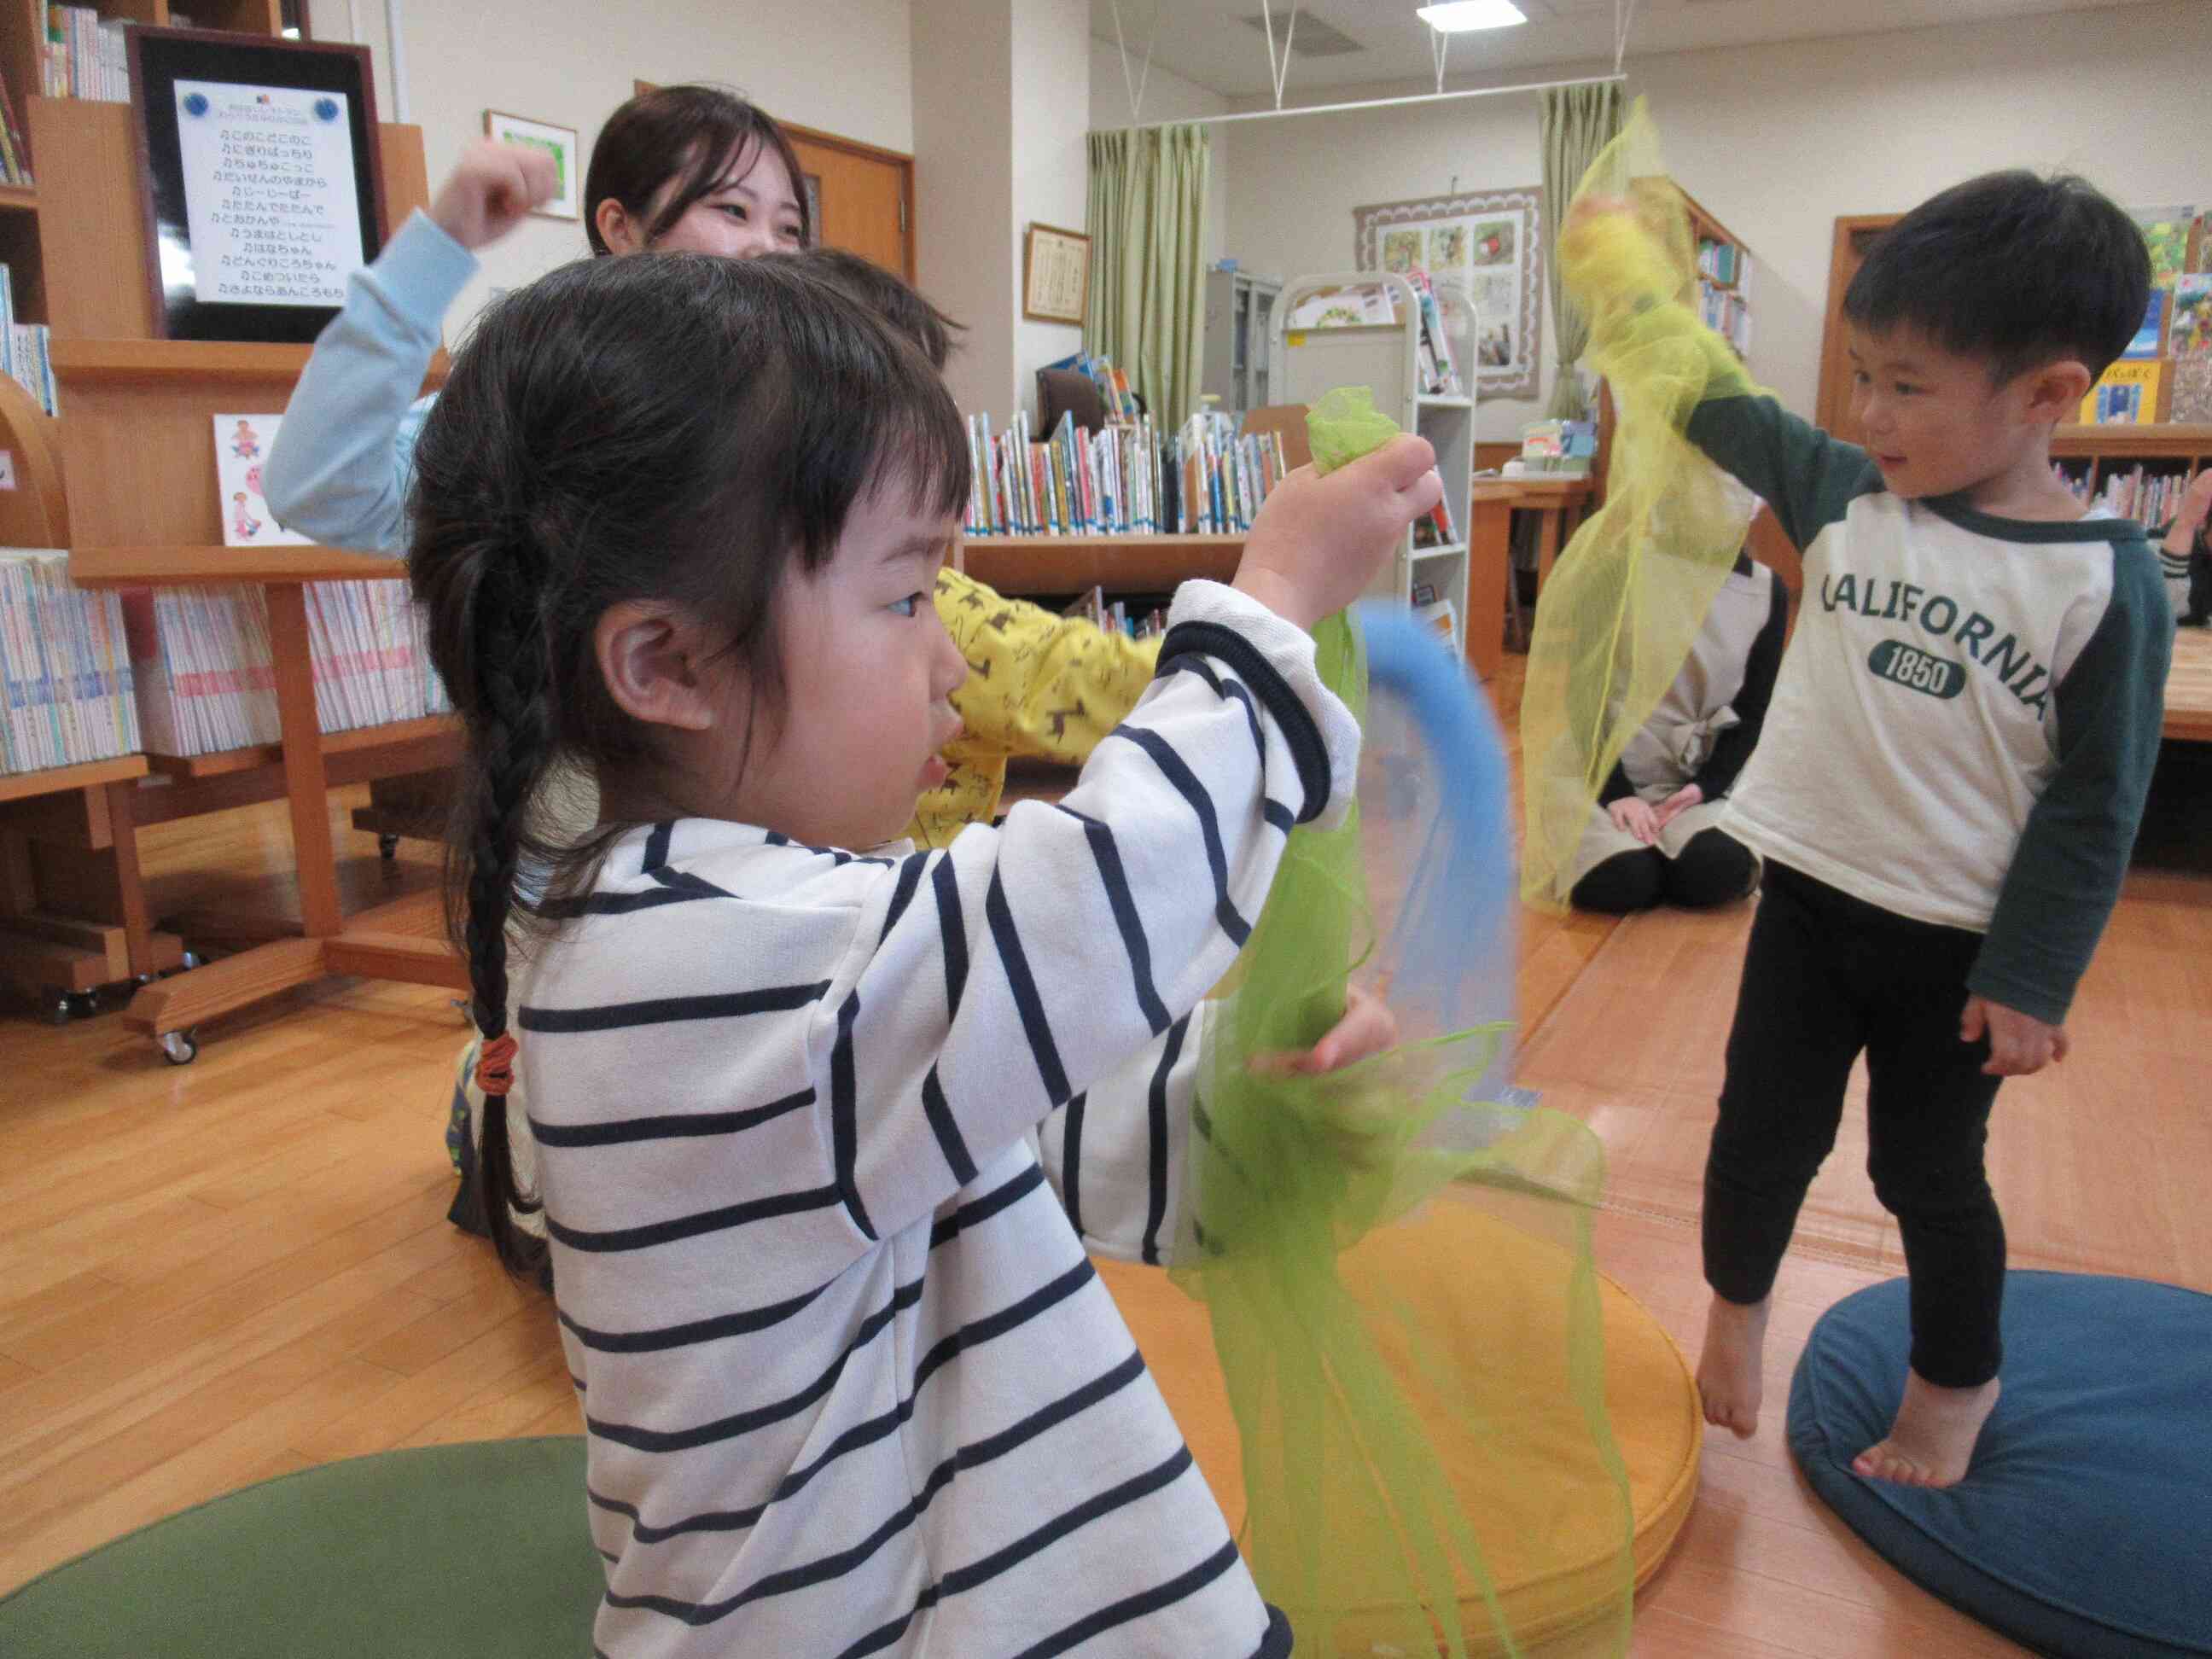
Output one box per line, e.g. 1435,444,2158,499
485,110,580,220
128,27,387,342
1355,186,1545,399
1023,223,1091,325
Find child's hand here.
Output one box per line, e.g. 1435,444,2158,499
1234,435,1441,630
431,141,562,252
1608,796,1660,845
1960,995,2069,1076
2174,468,2212,539
1247,984,1399,1080
1652,783,1703,828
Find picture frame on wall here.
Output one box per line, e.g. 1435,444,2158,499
484,110,581,220
1023,223,1091,325
126,26,387,343
1354,186,1545,399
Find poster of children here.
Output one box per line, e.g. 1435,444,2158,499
2171,276,2212,359
212,413,314,547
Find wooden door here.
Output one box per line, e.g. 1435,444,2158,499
1813,214,1902,442
784,124,915,280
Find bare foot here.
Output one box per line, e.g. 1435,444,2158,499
1696,1293,1769,1438
1852,1370,2001,1488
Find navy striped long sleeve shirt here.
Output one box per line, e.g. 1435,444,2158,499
515,581,1356,1657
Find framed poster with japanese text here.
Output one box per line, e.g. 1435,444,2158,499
128,27,387,342
1356,186,1543,399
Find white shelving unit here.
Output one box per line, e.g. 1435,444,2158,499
1270,271,1476,654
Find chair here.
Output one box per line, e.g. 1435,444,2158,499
0,371,68,547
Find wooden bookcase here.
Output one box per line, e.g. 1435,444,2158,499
2,27,469,1054
1818,212,2206,528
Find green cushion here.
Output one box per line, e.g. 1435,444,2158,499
0,1438,600,1657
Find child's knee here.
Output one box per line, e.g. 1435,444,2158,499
1666,829,1758,907
1571,847,1665,912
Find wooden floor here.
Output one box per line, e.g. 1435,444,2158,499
4,655,2208,1656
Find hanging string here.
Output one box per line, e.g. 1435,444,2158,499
1260,0,1301,111
1109,0,1163,126
1612,0,1640,76
1429,20,1452,96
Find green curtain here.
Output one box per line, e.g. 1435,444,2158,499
1539,83,1625,420
1086,124,1211,428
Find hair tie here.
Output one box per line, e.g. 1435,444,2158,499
476,1032,521,1097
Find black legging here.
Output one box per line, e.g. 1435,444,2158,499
1703,862,2006,1388
1571,827,1758,914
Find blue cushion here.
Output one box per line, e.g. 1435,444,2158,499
1789,1272,2212,1658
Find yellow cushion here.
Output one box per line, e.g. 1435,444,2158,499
1097,1198,1700,1654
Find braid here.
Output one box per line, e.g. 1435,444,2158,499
463,590,553,1279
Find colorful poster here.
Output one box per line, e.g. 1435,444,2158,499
2131,203,2195,289
1354,186,1544,399
2171,276,2212,359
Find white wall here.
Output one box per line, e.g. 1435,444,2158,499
1223,0,2212,439
306,0,915,340
1012,0,1094,410
915,0,1016,426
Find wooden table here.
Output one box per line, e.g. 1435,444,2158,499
1465,476,1593,680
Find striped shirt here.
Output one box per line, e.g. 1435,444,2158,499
515,581,1355,1656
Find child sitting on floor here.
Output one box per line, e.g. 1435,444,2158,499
1569,546,1784,914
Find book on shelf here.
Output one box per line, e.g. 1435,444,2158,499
2079,359,2163,425
2061,462,2195,527
41,5,131,102
0,67,31,186
1406,271,1461,397
963,407,1287,538
126,580,453,757
1284,282,1397,331
2122,288,2168,360
0,265,56,416
1414,597,1459,654
1061,585,1167,641
0,552,141,777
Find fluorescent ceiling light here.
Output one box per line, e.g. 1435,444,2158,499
1417,1,1528,32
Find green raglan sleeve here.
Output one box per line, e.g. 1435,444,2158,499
1970,540,2174,1024
1590,293,1884,550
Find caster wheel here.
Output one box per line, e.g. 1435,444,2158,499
46,992,72,1027
379,834,401,861
178,951,204,973
159,1028,200,1066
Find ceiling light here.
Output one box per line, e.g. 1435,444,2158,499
1417,1,1528,32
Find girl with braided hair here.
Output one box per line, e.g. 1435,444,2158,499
410,247,1430,1656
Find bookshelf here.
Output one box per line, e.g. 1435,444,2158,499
1819,211,2207,529
5,49,460,1053
956,533,1243,597
1270,271,1477,667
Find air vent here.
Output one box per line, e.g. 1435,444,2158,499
1239,10,1365,57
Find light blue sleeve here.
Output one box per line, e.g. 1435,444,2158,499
261,210,479,556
